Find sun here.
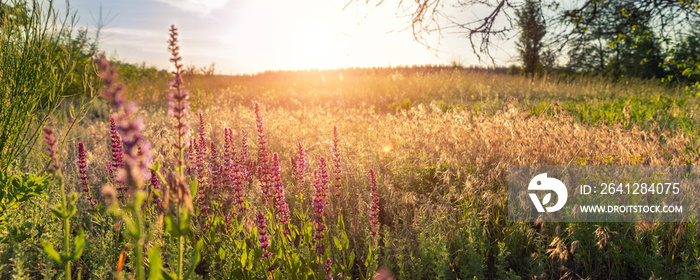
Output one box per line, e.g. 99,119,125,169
296,26,340,69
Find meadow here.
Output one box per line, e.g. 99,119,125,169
3,24,700,280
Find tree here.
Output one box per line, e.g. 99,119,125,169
664,23,700,89
515,0,546,76
565,0,666,79
356,0,700,62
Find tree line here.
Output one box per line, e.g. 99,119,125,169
516,0,699,87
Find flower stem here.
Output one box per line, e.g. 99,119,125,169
59,173,72,280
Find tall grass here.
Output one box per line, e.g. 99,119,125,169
0,0,97,172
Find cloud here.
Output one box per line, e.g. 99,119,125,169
94,27,165,53
151,0,228,16
100,27,162,39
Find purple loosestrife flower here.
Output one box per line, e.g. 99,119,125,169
231,169,247,215
187,139,196,176
254,103,273,203
95,54,152,194
312,156,330,255
198,113,207,149
256,212,274,272
195,114,208,186
324,258,333,280
239,129,249,167
77,142,96,206
43,127,60,172
208,141,220,194
209,141,219,178
271,153,289,234
223,128,232,164
292,142,307,188
319,156,330,205
256,212,271,250
167,24,190,167
95,55,126,110
368,168,380,238
331,126,342,197
118,105,152,190
222,128,236,183
239,129,255,185
108,116,123,181
150,169,162,209
108,116,128,201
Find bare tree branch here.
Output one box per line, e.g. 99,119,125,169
351,0,700,64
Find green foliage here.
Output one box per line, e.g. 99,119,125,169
0,0,95,172
0,172,47,233
42,169,84,280
566,0,666,79
531,93,700,143
663,25,700,93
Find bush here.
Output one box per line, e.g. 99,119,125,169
0,0,95,172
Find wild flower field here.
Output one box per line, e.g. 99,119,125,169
2,25,700,280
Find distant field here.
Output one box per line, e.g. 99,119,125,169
4,66,700,279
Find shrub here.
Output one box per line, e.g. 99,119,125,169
0,0,96,171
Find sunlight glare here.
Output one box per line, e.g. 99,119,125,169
297,25,339,69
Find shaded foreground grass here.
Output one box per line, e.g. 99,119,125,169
3,67,700,279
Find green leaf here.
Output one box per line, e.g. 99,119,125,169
290,253,300,272
68,229,85,261
341,231,349,250
184,239,203,280
364,249,372,268
124,217,139,238
240,248,248,267
246,251,254,270
162,271,176,280
49,206,63,219
69,192,79,203
180,209,191,235
164,214,179,237
42,241,63,263
337,214,345,231
333,236,343,251
349,251,355,267
148,245,163,280
189,180,198,201
66,203,77,219
218,247,226,260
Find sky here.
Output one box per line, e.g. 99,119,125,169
55,0,517,75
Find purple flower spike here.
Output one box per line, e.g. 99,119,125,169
254,103,273,203
292,142,307,188
95,54,126,110
77,142,95,206
271,153,289,234
168,24,191,172
95,54,152,196
324,258,333,280
331,126,342,197
150,169,162,209
42,127,60,171
108,116,127,201
231,169,247,215
312,156,330,255
256,212,273,272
